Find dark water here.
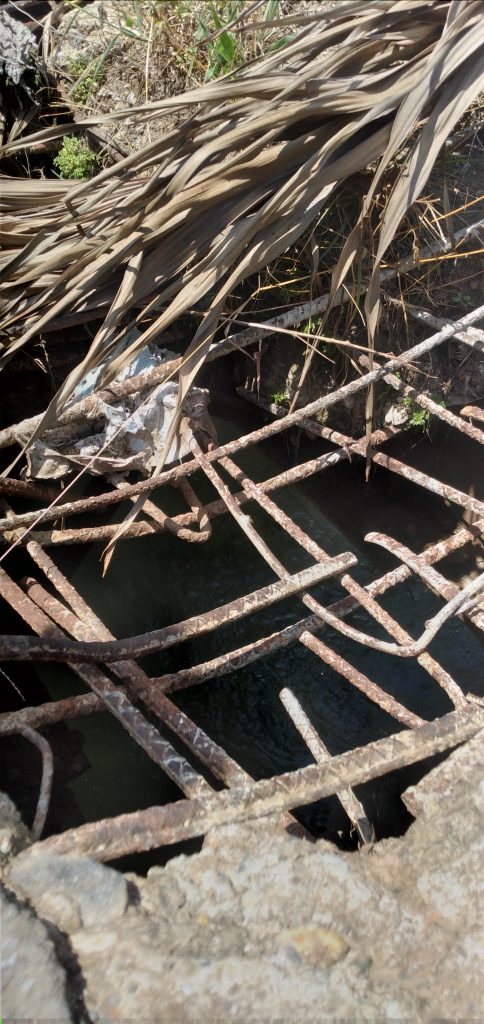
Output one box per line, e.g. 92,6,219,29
33,410,484,866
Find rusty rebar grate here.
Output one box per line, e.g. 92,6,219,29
0,307,483,860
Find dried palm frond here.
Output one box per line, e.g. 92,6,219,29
1,0,483,491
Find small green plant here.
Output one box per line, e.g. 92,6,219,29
195,2,246,81
194,1,287,81
53,136,99,180
404,398,429,428
449,290,474,310
403,395,446,429
67,56,103,105
271,391,287,407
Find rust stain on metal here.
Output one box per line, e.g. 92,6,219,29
27,706,484,861
0,555,356,662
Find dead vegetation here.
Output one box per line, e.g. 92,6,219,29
1,1,483,452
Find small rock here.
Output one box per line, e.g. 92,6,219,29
281,924,349,965
402,730,484,819
1,886,72,1021
9,852,128,932
384,401,410,427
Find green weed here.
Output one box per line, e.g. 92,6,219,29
403,395,446,429
53,136,99,179
193,1,287,81
449,290,474,311
67,56,103,104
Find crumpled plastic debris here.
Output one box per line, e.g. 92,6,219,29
0,11,35,85
25,339,215,481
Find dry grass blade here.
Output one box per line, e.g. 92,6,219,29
1,0,483,525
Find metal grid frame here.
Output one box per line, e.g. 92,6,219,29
0,306,483,861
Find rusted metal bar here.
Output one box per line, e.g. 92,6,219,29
2,304,483,545
196,441,422,726
0,555,357,662
406,307,484,350
341,576,467,709
192,440,289,575
0,230,479,453
215,446,339,568
370,451,484,518
279,687,374,845
117,479,212,544
0,478,61,503
246,398,484,520
361,357,484,446
300,572,484,658
177,477,212,541
22,576,246,792
152,618,323,692
21,568,305,836
26,539,106,629
27,706,484,861
151,519,484,697
0,692,104,733
2,723,53,840
216,445,467,709
300,633,424,728
461,405,484,425
367,532,484,634
368,532,484,611
0,567,209,798
19,548,336,824
0,425,395,540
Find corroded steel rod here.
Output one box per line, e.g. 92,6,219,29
2,723,54,840
299,574,484,658
21,558,305,836
217,446,467,709
0,426,395,539
23,577,246,791
300,633,424,728
279,687,374,845
362,357,484,446
367,532,484,634
241,392,484,519
407,307,484,349
151,519,483,696
341,576,467,709
1,304,483,543
0,519,478,732
0,567,208,798
116,477,212,544
0,692,104,733
0,241,480,452
27,706,484,861
0,554,356,662
0,478,60,503
197,441,421,726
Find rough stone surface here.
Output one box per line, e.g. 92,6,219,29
402,727,484,818
2,737,483,1020
1,885,72,1021
8,852,128,932
0,791,31,874
67,738,483,1021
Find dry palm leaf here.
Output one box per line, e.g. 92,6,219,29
1,0,483,559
